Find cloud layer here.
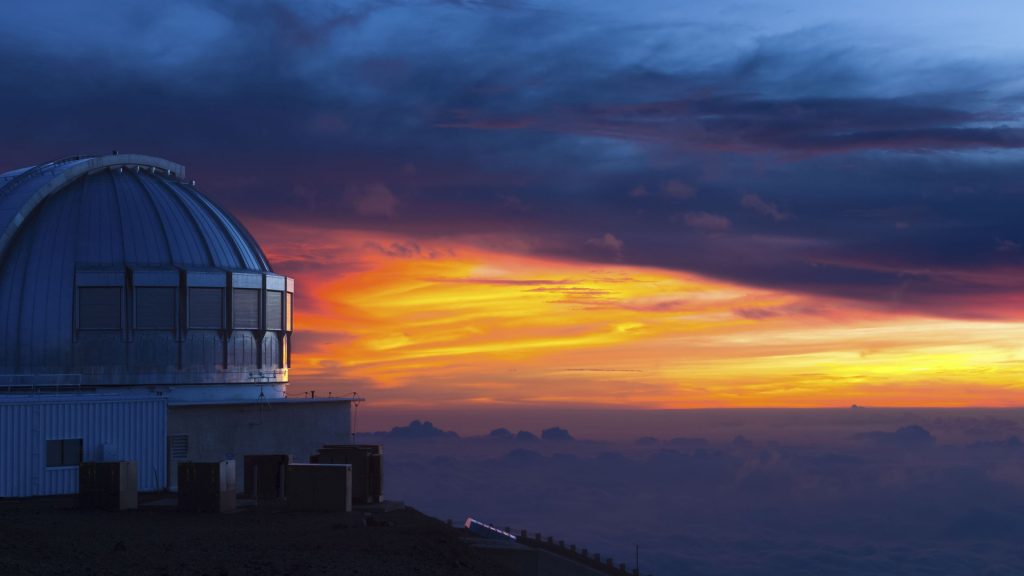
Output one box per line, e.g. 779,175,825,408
5,1,1024,404
4,1,1024,318
376,408,1024,576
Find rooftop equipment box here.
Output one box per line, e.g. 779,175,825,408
286,464,351,512
243,454,290,500
79,461,138,510
178,460,236,513
311,444,383,504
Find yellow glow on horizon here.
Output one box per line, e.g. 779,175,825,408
254,223,1024,408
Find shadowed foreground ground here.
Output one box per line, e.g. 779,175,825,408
0,496,513,576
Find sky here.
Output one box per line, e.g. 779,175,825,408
4,1,1024,408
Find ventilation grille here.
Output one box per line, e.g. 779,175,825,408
169,435,189,460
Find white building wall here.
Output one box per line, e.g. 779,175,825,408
0,395,167,497
168,398,352,492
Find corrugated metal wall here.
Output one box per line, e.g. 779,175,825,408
0,395,167,497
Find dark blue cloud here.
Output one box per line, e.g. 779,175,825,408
3,1,1024,317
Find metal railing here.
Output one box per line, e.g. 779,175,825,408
249,369,287,383
452,518,651,576
0,156,86,199
0,373,85,394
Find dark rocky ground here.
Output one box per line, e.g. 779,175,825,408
0,495,514,576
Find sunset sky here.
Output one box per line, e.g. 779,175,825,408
5,1,1024,408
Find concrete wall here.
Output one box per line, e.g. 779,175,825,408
0,394,167,497
168,399,352,492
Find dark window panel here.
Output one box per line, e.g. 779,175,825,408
136,287,176,330
232,288,260,329
62,439,82,466
266,290,283,331
46,439,83,467
189,287,223,329
46,440,61,467
79,286,121,330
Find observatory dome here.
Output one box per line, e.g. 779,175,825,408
0,154,293,390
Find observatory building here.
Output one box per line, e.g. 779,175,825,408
0,154,357,497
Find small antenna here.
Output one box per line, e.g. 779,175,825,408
352,392,361,442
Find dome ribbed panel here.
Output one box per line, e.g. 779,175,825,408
161,178,242,269
132,172,214,268
113,171,171,267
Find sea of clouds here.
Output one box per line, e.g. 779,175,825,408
361,409,1024,575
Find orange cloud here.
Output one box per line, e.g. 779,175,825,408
253,222,1024,409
